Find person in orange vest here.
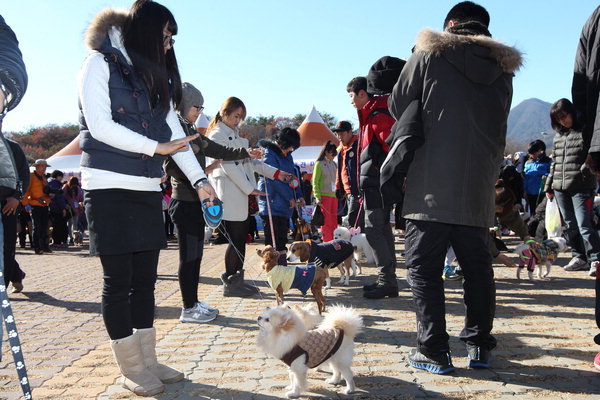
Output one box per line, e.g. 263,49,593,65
22,159,52,254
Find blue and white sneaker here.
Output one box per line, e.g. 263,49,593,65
196,301,219,315
180,302,217,323
467,345,492,368
408,348,455,374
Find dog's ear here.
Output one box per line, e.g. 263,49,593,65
278,315,292,329
257,249,263,257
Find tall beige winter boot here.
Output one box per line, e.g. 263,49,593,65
110,334,165,396
135,327,184,383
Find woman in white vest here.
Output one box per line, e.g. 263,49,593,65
207,97,290,296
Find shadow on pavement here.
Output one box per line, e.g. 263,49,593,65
13,291,100,313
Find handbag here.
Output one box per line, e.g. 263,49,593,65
311,204,325,226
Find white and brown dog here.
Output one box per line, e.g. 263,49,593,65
514,237,567,281
257,304,362,398
287,240,356,286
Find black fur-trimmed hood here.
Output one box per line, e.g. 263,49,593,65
415,28,522,74
258,139,284,156
84,8,128,52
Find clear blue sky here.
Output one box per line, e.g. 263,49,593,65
1,0,598,133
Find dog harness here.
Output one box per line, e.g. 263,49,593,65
281,328,344,368
266,264,316,295
518,239,560,272
307,239,354,269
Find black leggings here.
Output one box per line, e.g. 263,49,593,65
222,219,248,277
170,199,206,309
100,250,159,340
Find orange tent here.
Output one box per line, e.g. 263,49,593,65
297,106,339,147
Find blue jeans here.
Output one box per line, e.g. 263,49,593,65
554,189,600,263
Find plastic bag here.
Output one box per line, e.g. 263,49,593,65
545,197,562,238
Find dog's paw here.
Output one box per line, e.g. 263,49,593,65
342,386,357,395
286,390,301,398
337,277,345,283
325,377,341,385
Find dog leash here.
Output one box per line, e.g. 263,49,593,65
0,219,33,400
352,197,364,230
261,157,278,250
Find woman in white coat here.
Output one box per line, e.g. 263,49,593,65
207,97,290,296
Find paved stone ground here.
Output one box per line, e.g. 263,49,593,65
1,233,599,400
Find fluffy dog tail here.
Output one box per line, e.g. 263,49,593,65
320,305,363,339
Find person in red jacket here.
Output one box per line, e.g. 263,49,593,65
347,76,398,299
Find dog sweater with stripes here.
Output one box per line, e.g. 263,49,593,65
307,239,354,269
519,239,560,272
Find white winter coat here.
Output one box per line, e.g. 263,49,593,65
208,122,277,221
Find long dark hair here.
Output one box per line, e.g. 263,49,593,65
206,97,247,134
316,141,338,162
123,0,182,111
550,98,580,133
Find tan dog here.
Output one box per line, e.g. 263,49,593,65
257,304,363,398
293,218,312,241
73,230,84,246
287,240,356,286
257,246,328,313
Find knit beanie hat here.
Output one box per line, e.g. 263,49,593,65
179,82,204,117
366,56,406,95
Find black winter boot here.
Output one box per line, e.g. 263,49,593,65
238,269,260,294
222,271,258,297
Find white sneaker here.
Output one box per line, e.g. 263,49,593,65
180,303,217,323
196,301,219,315
564,257,589,271
589,261,599,277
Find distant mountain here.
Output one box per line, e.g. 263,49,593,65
507,98,553,146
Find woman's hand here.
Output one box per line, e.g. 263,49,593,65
277,171,293,182
250,189,266,197
247,148,263,159
205,160,222,174
315,198,322,206
155,134,199,155
196,182,217,205
2,197,19,215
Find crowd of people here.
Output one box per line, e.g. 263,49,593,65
3,0,600,398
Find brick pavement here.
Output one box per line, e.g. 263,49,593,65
1,234,600,400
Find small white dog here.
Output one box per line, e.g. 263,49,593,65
514,237,568,281
333,226,374,267
257,304,363,398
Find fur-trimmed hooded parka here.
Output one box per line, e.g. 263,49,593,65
389,28,522,228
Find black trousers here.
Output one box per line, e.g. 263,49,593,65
222,219,249,276
169,199,205,309
50,211,68,245
18,209,32,248
2,208,24,286
31,205,49,251
100,250,159,340
346,194,364,230
364,206,397,285
405,219,497,355
262,215,289,251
